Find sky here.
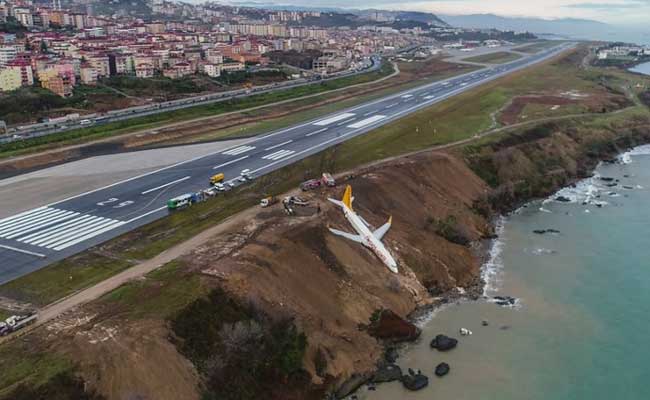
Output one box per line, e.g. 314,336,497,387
235,0,650,25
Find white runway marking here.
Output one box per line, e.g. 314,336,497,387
0,206,127,251
305,127,328,137
385,102,400,109
313,113,355,126
347,115,386,129
401,94,413,98
262,149,295,161
363,110,376,116
141,176,191,195
337,118,356,126
213,155,249,170
51,221,127,251
0,244,46,258
222,145,255,156
265,140,293,151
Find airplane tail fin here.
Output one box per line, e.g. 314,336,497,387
342,185,353,210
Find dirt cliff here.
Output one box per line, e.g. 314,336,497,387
183,151,493,393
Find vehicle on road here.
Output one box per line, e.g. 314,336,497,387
322,173,336,187
0,313,37,336
260,196,278,207
210,173,225,185
300,178,322,191
240,169,252,182
167,193,196,210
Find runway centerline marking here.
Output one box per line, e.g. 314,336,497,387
141,176,191,195
265,140,293,151
213,155,249,170
305,127,328,137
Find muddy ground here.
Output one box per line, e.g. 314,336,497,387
34,150,492,399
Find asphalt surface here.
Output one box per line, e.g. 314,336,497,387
4,58,377,142
0,43,572,284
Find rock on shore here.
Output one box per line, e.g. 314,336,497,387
372,364,403,383
401,369,429,391
368,309,421,342
435,362,450,377
429,334,458,351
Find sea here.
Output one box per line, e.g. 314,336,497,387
629,62,650,76
356,145,650,400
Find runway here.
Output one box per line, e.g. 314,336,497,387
0,43,572,284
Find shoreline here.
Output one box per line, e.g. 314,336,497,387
344,141,650,399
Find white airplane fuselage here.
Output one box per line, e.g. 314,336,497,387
340,206,398,272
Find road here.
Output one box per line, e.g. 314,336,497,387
2,57,378,142
0,43,573,284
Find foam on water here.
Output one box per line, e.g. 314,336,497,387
549,172,613,207
482,216,506,296
618,144,650,164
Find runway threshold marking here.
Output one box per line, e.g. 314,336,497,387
141,176,191,195
222,145,255,156
262,149,296,161
313,113,355,126
347,115,387,129
213,155,249,170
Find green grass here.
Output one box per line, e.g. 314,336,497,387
169,62,477,146
169,75,435,145
514,41,559,54
0,62,395,159
0,46,634,309
463,52,522,64
100,260,207,318
0,252,134,307
0,344,73,397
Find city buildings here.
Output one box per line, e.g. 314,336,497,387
0,0,437,97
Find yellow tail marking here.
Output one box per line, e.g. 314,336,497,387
342,185,353,210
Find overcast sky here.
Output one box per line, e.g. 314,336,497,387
237,0,650,25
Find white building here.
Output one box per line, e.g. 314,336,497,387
0,46,17,67
203,63,221,77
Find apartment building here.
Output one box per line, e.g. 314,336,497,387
0,67,21,91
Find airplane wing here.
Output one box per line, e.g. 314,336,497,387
329,228,364,243
358,214,372,228
373,216,392,240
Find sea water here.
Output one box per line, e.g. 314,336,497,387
629,61,650,76
358,146,650,400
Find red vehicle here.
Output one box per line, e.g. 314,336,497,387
321,173,336,187
300,179,322,191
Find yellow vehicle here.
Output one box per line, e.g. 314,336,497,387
210,173,225,185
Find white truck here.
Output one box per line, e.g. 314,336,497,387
0,313,37,336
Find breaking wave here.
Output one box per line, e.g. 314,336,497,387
618,144,650,164
482,216,506,296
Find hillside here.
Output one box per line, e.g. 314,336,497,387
440,13,610,38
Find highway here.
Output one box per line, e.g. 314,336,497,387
2,57,378,142
0,43,572,284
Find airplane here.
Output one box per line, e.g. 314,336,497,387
328,185,398,273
